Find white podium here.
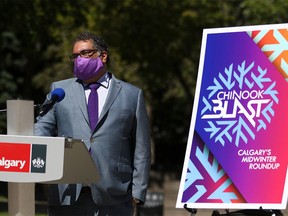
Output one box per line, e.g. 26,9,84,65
1,99,99,216
0,135,99,184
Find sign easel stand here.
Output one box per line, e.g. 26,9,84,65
184,204,197,216
211,208,283,216
183,205,284,215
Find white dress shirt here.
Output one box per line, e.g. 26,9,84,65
84,72,111,117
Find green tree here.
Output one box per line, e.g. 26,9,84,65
1,0,288,174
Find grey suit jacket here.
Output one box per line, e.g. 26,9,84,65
34,74,151,206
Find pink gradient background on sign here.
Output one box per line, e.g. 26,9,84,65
194,31,288,203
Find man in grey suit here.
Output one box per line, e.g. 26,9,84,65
35,32,151,216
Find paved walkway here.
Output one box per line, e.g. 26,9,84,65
146,179,288,216
1,180,287,216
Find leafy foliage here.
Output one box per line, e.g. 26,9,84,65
0,0,287,171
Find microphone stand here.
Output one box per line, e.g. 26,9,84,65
0,104,42,123
0,104,41,113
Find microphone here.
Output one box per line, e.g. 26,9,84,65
38,88,65,117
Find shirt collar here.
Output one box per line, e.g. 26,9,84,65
82,72,110,89
97,72,110,88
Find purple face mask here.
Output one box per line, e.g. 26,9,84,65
73,57,104,81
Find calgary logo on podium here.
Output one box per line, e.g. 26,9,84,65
0,142,47,173
32,157,45,168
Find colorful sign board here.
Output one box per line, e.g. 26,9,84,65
177,23,288,209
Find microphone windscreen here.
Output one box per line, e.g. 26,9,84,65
51,88,65,102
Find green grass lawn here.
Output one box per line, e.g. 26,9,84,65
0,209,47,216
0,196,47,216
0,213,47,216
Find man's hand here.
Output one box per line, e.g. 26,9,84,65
132,198,141,216
133,198,140,205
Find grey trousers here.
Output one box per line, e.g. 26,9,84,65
48,192,133,216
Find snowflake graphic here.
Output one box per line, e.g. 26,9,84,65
200,60,278,147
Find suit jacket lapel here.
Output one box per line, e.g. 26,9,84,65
72,79,90,125
71,76,122,133
98,75,121,124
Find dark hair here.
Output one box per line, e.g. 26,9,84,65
73,32,109,54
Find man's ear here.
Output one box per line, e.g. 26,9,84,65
100,51,108,63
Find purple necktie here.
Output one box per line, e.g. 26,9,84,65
87,83,100,131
